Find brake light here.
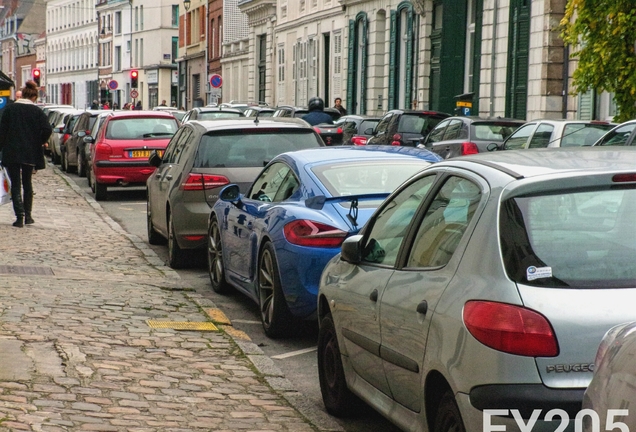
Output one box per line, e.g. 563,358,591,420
283,220,348,247
391,134,402,146
62,133,70,143
351,136,367,146
463,301,559,357
612,173,636,183
337,127,343,134
181,173,230,191
94,143,112,159
461,142,479,155
313,127,321,134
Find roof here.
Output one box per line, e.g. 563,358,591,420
280,145,443,165
104,110,178,119
450,147,636,179
190,117,311,131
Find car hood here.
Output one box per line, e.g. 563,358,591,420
517,284,636,388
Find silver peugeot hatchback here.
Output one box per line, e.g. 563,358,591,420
317,147,636,432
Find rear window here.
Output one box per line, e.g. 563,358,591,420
359,120,380,133
595,123,636,147
473,123,521,141
193,129,323,168
397,114,445,135
561,123,615,147
197,111,243,120
105,118,179,140
500,188,636,288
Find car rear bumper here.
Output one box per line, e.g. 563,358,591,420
94,162,157,185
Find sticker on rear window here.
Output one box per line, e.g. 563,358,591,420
526,266,552,281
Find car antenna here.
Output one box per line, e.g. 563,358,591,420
347,198,359,228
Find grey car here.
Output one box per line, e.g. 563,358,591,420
146,118,325,268
504,119,615,149
317,147,636,432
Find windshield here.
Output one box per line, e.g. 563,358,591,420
561,123,615,147
105,118,179,139
397,114,445,134
500,188,636,288
197,111,243,120
193,130,322,168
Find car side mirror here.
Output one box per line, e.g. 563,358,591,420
83,136,94,144
219,184,241,203
148,150,162,167
53,127,62,133
78,131,86,137
340,235,363,264
486,143,500,152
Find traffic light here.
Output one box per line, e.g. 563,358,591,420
32,69,41,87
130,70,138,88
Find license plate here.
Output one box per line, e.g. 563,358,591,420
130,150,162,158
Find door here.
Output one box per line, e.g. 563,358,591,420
380,174,483,412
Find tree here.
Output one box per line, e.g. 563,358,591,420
561,1,636,121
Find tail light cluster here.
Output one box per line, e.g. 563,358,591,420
351,136,368,146
62,133,71,144
283,220,347,247
461,142,479,155
181,173,230,191
94,143,112,159
463,300,559,357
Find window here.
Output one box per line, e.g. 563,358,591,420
140,38,144,66
172,37,178,64
407,177,481,268
527,124,554,148
172,5,179,27
134,7,138,31
115,11,121,34
140,5,144,31
504,123,536,150
333,31,342,99
258,35,267,103
248,163,293,202
362,175,436,266
277,45,285,82
595,123,636,147
443,119,466,140
114,46,121,71
375,113,393,135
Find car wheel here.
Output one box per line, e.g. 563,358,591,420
146,197,166,245
318,312,362,417
77,151,85,177
52,151,61,165
94,181,107,201
167,213,185,269
258,242,295,338
434,391,466,432
207,216,230,293
61,151,68,172
89,168,96,193
86,165,92,188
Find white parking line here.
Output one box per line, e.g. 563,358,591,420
271,347,317,359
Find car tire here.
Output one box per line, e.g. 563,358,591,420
318,312,362,417
167,213,185,269
207,216,230,293
146,197,166,245
52,151,61,165
258,242,295,338
61,151,68,172
94,181,107,201
434,391,466,432
77,151,86,177
86,166,92,188
89,169,96,193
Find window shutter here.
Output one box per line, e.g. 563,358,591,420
360,16,368,114
578,90,593,120
404,8,414,109
347,19,355,109
388,10,397,110
333,32,342,100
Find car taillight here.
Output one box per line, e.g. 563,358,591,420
391,134,402,146
283,220,348,248
613,173,636,183
461,142,479,155
94,143,112,159
62,133,70,143
181,173,230,191
336,127,343,134
351,136,367,146
463,301,559,357
313,126,321,134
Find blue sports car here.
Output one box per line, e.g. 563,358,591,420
207,146,442,338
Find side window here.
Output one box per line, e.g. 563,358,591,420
273,170,300,202
528,124,555,148
426,120,450,144
406,176,481,268
504,123,536,150
596,124,636,147
174,129,195,164
91,118,104,139
375,114,393,134
362,175,437,266
443,120,464,140
162,128,186,163
248,162,291,203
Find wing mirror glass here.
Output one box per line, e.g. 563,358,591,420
219,184,241,202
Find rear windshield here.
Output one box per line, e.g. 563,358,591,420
561,123,615,147
105,118,179,140
197,111,243,120
398,114,445,135
500,188,636,288
473,123,521,141
193,130,322,168
360,120,380,133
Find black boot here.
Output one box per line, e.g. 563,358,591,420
25,215,34,225
13,216,23,228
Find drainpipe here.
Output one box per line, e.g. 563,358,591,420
562,44,569,118
412,13,420,109
489,0,498,117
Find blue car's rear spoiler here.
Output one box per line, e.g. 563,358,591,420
305,193,390,210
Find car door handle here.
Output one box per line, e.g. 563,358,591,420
369,289,378,302
416,300,428,315
165,174,172,180
247,221,253,229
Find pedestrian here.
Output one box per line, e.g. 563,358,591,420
0,81,52,227
103,101,110,109
334,97,347,116
171,101,177,108
112,102,119,110
302,97,333,126
13,90,22,101
159,100,167,107
134,101,142,110
91,100,99,109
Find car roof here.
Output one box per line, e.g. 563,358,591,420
278,145,443,165
387,109,451,116
188,117,312,132
192,107,243,113
449,116,525,123
446,147,636,179
525,119,615,125
103,110,178,119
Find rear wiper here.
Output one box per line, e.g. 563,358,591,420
143,132,173,137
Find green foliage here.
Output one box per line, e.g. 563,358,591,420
561,0,636,121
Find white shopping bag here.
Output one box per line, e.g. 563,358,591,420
0,166,11,205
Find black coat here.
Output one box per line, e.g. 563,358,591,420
302,110,334,126
0,100,52,169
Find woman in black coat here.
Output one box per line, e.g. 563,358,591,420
0,81,52,227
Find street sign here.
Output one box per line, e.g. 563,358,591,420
0,90,10,97
210,88,222,98
210,74,222,88
0,97,7,109
108,80,118,90
130,89,139,99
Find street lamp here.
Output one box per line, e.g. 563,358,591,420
183,0,190,11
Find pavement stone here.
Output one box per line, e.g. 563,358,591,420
0,164,325,431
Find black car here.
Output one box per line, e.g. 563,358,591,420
180,107,244,123
62,110,109,175
334,115,382,145
421,116,525,158
272,105,342,123
243,106,275,118
366,109,450,146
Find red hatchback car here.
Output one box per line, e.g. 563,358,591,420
87,111,179,201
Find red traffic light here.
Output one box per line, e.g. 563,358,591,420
32,69,41,78
131,70,138,78
130,70,138,88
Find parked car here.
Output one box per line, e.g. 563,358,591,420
180,106,244,123
63,110,109,175
335,115,382,145
592,119,636,147
273,105,342,123
146,118,325,269
243,106,275,118
170,110,187,122
209,146,442,338
312,123,343,145
503,119,615,150
317,147,636,431
84,112,111,189
421,116,525,158
47,108,79,164
53,110,84,166
87,110,179,201
583,321,636,432
366,109,450,146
